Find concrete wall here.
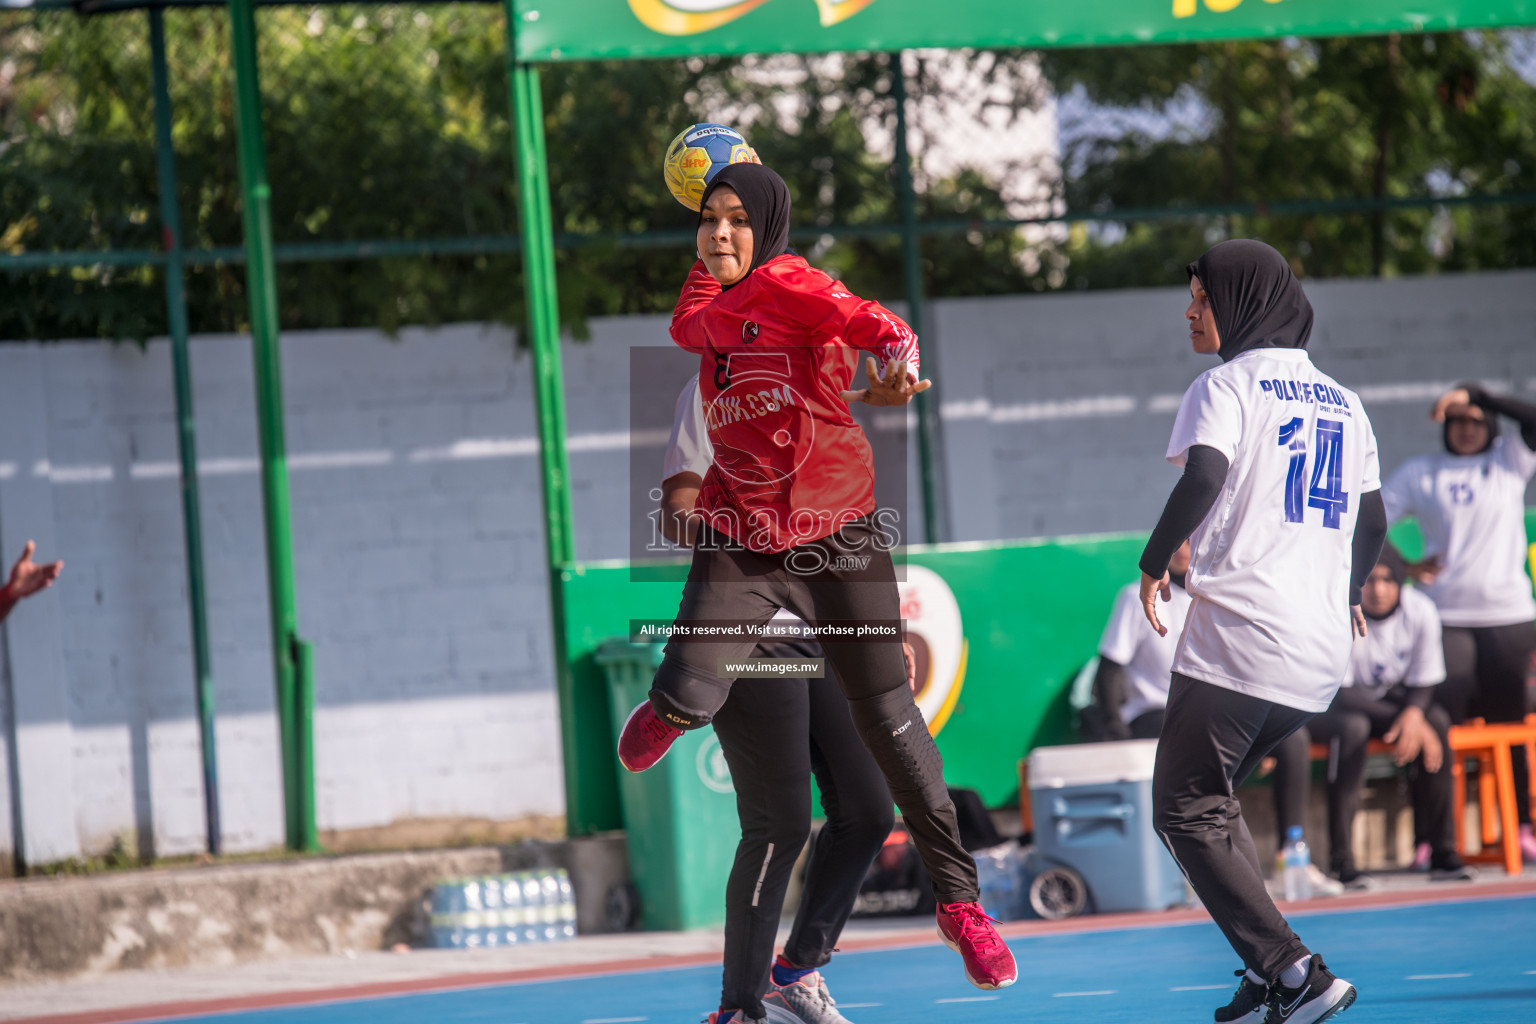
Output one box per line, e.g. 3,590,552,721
1,269,1533,868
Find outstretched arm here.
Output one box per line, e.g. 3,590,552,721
1138,445,1229,636
0,541,63,623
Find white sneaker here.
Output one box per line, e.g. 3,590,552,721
1307,864,1345,897
770,972,855,1023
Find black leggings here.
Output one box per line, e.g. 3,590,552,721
1272,687,1455,871
1153,674,1314,983
1438,621,1536,825
649,516,977,903
712,641,893,1019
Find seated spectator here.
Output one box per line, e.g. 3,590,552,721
1270,546,1468,883
0,541,63,623
1080,542,1190,741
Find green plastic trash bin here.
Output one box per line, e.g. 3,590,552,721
596,638,740,931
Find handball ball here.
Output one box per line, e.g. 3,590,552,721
664,123,760,212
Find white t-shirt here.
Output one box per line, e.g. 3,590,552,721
662,373,713,482
1098,581,1191,724
1380,435,1536,628
1166,348,1381,712
1346,585,1445,700
663,374,808,639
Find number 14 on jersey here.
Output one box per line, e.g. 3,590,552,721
1278,416,1349,529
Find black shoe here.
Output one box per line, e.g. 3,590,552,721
1263,956,1356,1024
1214,969,1268,1024
1429,851,1475,882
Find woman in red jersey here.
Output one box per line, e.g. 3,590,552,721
617,163,1015,996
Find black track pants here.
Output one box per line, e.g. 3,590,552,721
1438,621,1536,825
1153,674,1314,983
648,517,978,903
711,643,893,1019
1272,687,1455,870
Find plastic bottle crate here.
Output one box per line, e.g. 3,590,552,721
427,869,577,948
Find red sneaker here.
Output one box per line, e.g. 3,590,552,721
936,901,1016,990
617,700,682,773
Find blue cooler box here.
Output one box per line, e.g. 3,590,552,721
1028,739,1187,914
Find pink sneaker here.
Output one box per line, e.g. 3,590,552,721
617,700,682,773
1411,841,1433,872
1520,824,1536,864
936,901,1017,990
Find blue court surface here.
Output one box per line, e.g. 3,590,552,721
153,896,1535,1024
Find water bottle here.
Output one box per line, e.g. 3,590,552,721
479,875,503,947
520,871,545,943
461,877,486,947
539,872,562,941
499,874,524,946
554,870,577,939
428,877,460,948
1282,826,1312,902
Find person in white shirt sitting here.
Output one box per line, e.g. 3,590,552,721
1083,542,1191,741
1270,546,1466,883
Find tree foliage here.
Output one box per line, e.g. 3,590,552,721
1043,31,1536,287
0,7,1044,342
3,6,1534,342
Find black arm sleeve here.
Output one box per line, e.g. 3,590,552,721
1138,444,1230,579
1349,488,1388,607
1402,685,1434,712
1465,384,1536,450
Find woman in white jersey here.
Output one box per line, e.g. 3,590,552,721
1138,240,1386,1024
1381,384,1536,862
1269,545,1464,884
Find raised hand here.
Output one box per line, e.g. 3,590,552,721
840,357,932,407
0,541,63,621
1430,386,1472,423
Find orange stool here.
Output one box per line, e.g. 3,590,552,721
1447,716,1536,876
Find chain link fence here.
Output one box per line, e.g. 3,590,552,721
4,6,1536,341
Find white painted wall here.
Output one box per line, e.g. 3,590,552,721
1,269,1533,865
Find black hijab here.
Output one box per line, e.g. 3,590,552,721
1365,542,1409,621
1442,380,1501,455
699,163,792,287
1185,239,1313,362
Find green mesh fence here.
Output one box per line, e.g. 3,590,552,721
3,6,1536,341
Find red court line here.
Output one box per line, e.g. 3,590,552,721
14,877,1536,1024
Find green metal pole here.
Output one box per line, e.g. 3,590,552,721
150,7,221,857
891,53,948,545
293,637,318,852
505,6,615,837
228,0,312,852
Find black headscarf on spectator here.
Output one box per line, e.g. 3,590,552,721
1443,381,1501,455
1185,239,1314,363
1365,542,1408,620
699,163,792,289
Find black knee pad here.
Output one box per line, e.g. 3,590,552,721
850,698,950,812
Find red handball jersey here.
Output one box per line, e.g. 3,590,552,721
670,253,920,553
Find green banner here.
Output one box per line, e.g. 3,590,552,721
512,1,1535,62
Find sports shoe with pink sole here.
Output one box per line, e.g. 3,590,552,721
617,699,683,773
936,901,1017,990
